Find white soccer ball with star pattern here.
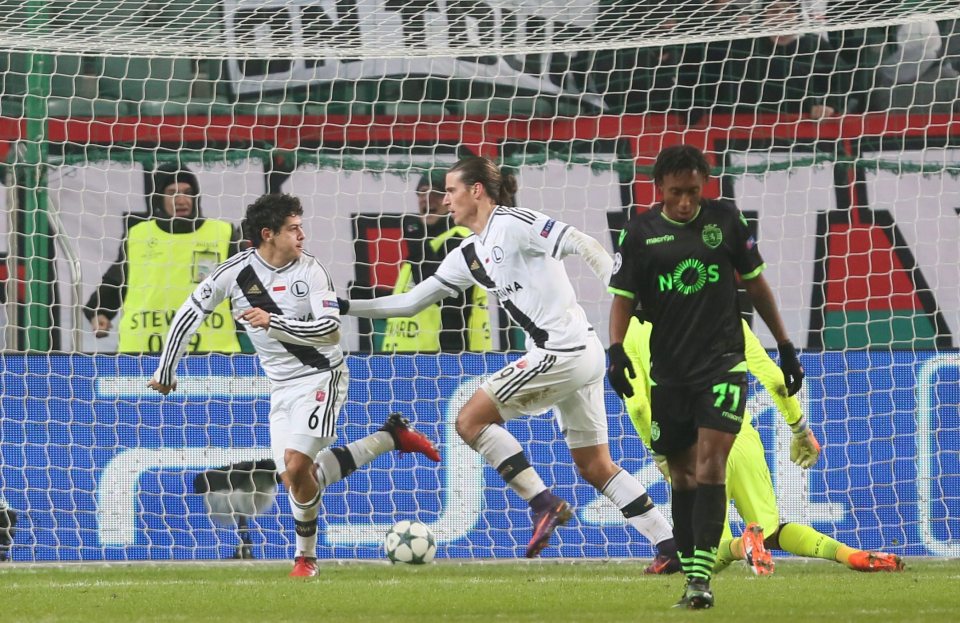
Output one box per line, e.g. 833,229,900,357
384,520,436,564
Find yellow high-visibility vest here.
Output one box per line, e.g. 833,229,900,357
383,226,492,352
118,219,240,353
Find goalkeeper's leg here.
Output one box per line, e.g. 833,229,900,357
771,523,904,572
716,421,779,574
717,423,903,573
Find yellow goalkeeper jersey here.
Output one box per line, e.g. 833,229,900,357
622,317,803,449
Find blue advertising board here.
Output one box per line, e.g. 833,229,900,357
0,352,957,561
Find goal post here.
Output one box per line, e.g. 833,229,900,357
1,0,959,562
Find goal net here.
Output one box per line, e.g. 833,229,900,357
1,0,959,562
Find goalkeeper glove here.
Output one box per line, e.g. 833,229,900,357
607,343,635,399
778,340,804,396
789,417,821,468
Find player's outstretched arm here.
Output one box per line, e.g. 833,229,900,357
342,277,455,319
555,227,614,283
740,319,820,468
622,317,655,448
149,276,228,395
149,297,207,394
741,319,801,415
741,273,804,396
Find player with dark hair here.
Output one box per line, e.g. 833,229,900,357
607,144,804,609
382,169,492,352
148,193,440,577
622,316,904,576
340,156,678,561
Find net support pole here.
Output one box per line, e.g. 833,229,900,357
20,0,52,351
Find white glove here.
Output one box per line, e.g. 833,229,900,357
790,417,821,469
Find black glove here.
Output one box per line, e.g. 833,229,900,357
778,341,804,396
337,297,350,314
607,343,636,399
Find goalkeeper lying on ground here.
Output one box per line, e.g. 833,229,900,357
622,316,904,575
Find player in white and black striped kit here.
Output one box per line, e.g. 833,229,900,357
148,194,440,577
341,156,677,560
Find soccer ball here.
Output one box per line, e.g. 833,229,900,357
384,520,436,565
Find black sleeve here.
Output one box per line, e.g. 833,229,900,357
608,225,640,299
83,238,127,321
727,205,765,278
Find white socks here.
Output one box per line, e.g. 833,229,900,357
471,425,547,501
602,469,674,546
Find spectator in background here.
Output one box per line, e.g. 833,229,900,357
588,42,692,117
83,163,246,353
381,169,492,352
724,0,848,119
940,18,960,74
869,19,960,114
826,26,889,114
589,0,681,116
588,0,750,124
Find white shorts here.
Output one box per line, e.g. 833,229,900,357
481,336,608,449
269,365,349,472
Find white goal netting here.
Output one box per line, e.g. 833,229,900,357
1,0,959,562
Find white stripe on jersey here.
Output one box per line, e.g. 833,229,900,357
155,249,344,384
433,206,593,352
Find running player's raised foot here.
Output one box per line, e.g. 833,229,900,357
380,413,441,462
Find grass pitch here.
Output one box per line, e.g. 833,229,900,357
3,559,956,622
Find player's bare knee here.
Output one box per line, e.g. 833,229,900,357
574,461,613,489
283,451,315,487
695,455,726,485
570,446,618,489
667,454,697,489
457,402,501,445
455,411,484,445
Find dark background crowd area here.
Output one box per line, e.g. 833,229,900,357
582,2,960,122
1,1,958,121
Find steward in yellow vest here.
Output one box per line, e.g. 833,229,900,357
83,164,244,353
381,172,492,352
